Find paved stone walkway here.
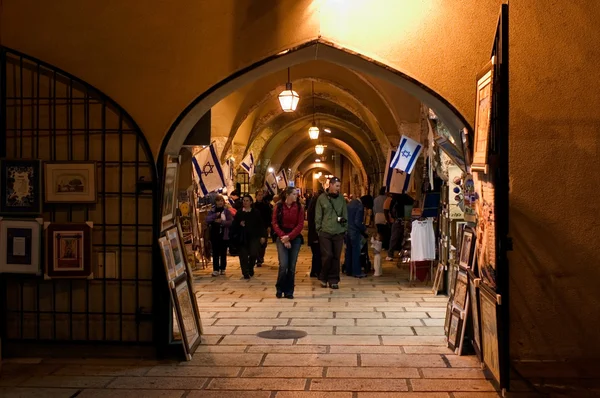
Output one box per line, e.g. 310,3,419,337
0,242,500,397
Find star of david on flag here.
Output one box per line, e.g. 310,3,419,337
264,171,278,195
240,152,255,178
192,144,226,197
277,169,289,189
390,135,423,175
384,148,413,194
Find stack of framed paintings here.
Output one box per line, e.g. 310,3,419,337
0,159,98,278
158,156,203,361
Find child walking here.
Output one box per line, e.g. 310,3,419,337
371,233,383,276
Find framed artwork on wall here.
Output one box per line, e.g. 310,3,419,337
471,57,495,173
45,222,93,279
479,283,501,382
165,226,186,280
161,161,180,225
0,218,43,274
44,162,97,203
0,159,43,216
171,276,201,359
468,270,482,360
458,226,476,269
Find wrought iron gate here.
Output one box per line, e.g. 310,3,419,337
0,48,159,345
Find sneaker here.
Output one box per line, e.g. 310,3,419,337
219,270,226,275
276,291,283,298
330,283,339,289
211,271,219,277
284,294,294,299
319,281,328,288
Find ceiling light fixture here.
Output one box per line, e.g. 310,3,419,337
315,159,321,163
323,128,331,133
315,144,325,155
278,68,299,112
308,82,320,140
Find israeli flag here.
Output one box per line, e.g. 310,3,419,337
192,144,226,197
240,152,255,178
390,135,423,174
384,148,412,194
276,169,288,189
264,171,278,195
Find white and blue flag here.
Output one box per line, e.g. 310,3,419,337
277,169,288,189
240,152,255,178
384,148,412,194
264,171,278,195
390,135,423,175
192,144,226,197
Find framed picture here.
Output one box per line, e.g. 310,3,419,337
468,270,482,360
172,277,201,359
0,218,42,274
471,57,495,173
447,308,463,351
458,226,476,269
44,162,97,203
479,283,501,382
452,269,469,311
444,298,453,335
165,226,186,280
45,222,93,279
431,263,444,294
159,236,177,282
0,159,43,216
161,161,179,225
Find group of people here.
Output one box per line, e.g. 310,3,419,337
205,178,413,299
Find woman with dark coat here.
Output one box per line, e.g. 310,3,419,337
307,189,324,278
231,194,267,279
205,195,234,277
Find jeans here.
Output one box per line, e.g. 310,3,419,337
344,232,362,276
388,220,404,258
319,232,345,284
211,238,228,271
275,237,302,295
309,241,321,277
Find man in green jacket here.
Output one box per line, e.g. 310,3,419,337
315,177,348,289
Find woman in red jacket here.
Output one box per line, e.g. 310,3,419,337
272,187,304,299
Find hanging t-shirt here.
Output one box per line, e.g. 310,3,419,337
410,219,436,261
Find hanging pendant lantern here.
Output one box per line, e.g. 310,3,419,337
315,145,325,155
307,82,319,139
278,68,299,112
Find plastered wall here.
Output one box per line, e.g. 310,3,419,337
2,0,599,361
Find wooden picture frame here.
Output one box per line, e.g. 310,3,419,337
165,226,186,280
0,217,43,274
43,161,97,203
479,283,501,383
468,270,483,360
159,236,178,282
161,161,180,226
0,159,43,216
444,298,453,335
471,57,495,173
447,308,463,351
171,276,201,359
45,222,93,279
431,263,444,295
455,293,470,356
452,269,469,312
458,226,476,269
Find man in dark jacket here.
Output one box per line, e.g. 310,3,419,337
345,197,368,277
307,189,324,277
253,189,272,267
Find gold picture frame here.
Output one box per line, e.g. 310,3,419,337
471,57,495,173
161,161,179,226
171,277,201,360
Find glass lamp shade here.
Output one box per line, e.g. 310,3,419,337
315,145,325,155
278,82,300,112
308,125,320,140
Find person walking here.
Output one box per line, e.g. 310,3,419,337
253,190,272,267
345,196,368,278
272,187,304,299
387,193,415,260
205,195,234,276
315,177,348,289
373,186,390,250
307,188,324,277
231,195,267,279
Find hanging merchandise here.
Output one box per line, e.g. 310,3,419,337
410,219,436,261
448,166,464,220
463,174,477,222
391,135,423,174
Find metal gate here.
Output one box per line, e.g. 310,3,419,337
0,48,159,346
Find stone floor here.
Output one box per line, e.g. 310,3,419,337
0,241,502,398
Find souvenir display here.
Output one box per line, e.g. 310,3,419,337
0,218,42,274
171,277,202,359
471,57,495,173
45,222,93,279
162,161,179,225
0,159,43,216
43,162,97,203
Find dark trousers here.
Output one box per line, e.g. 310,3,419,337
275,237,302,295
377,223,390,250
319,232,345,284
388,220,404,258
257,241,267,265
309,241,322,277
211,238,228,272
238,241,259,277
345,232,362,276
